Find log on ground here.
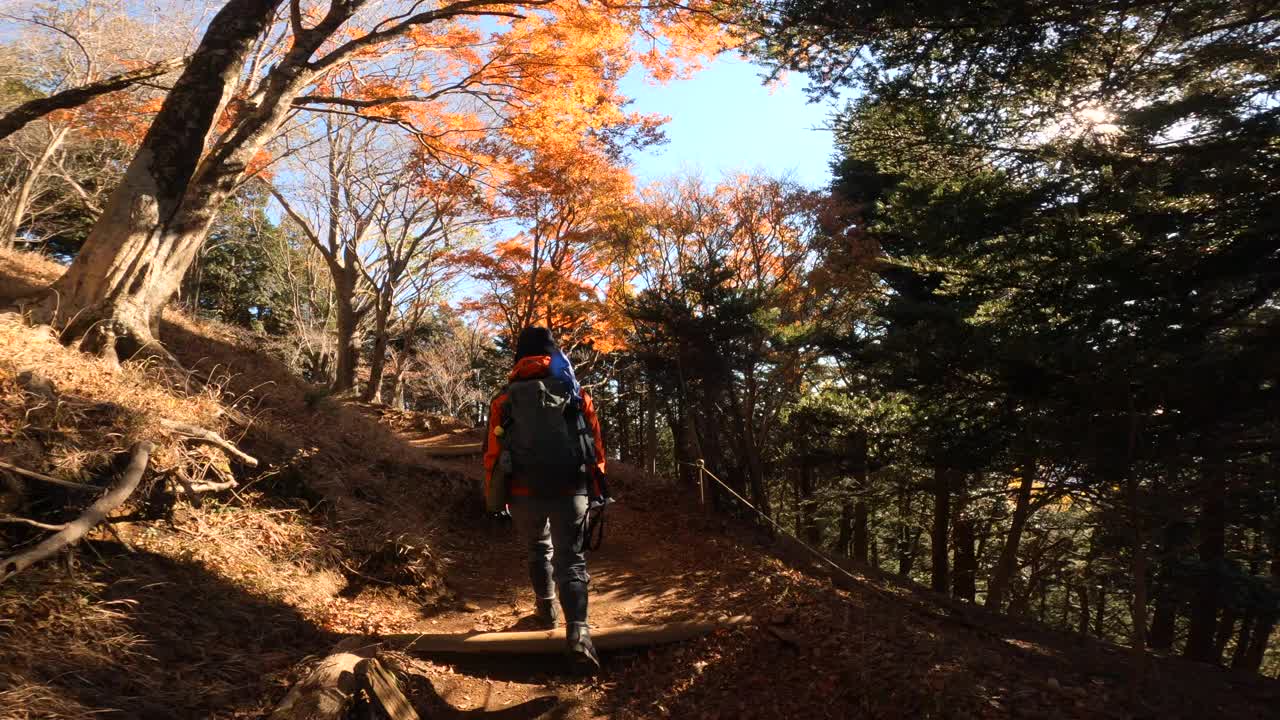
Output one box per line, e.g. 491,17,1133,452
385,615,752,655
412,442,483,457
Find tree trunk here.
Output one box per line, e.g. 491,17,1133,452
388,366,408,410
665,400,694,487
953,512,977,602
1078,582,1091,636
737,412,770,518
851,433,869,563
835,500,853,557
931,465,952,594
1121,412,1150,691
1237,516,1279,674
1148,595,1180,652
987,452,1037,612
32,0,286,361
791,468,801,538
796,462,819,545
1240,611,1275,675
616,369,632,463
853,501,869,562
1230,612,1255,670
362,293,391,403
1061,583,1073,628
1038,579,1049,623
1095,584,1107,639
1212,607,1237,664
695,385,729,510
1010,549,1040,618
643,371,658,475
332,262,362,393
1186,465,1226,663
896,489,917,578
1149,520,1190,652
1,126,69,246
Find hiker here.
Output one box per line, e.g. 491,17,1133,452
483,326,607,672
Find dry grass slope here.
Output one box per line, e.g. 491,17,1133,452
0,249,474,719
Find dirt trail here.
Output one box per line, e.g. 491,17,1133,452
391,423,735,718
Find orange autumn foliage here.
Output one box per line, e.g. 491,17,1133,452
379,1,728,353
458,136,634,353
631,173,820,301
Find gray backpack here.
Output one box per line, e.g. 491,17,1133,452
501,377,585,495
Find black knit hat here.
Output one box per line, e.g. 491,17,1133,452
514,326,557,361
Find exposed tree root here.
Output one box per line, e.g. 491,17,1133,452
270,639,379,720
270,639,426,720
0,460,96,492
160,419,259,467
0,441,154,582
21,291,191,382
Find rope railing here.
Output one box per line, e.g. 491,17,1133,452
685,459,869,590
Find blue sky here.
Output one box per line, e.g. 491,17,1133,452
619,56,844,190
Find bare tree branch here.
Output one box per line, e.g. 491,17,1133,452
0,57,186,141
0,516,67,532
159,419,259,467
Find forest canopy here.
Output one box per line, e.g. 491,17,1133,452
0,0,1276,689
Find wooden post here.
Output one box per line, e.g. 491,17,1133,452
697,460,706,506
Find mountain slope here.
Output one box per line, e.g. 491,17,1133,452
1,248,1277,720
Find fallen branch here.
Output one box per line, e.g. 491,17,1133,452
386,615,752,655
0,460,95,491
0,516,66,532
171,469,204,508
160,419,258,467
187,479,239,493
0,441,155,582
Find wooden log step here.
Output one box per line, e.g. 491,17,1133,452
384,615,752,655
413,442,483,457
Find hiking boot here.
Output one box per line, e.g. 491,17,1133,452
566,622,600,674
535,597,562,629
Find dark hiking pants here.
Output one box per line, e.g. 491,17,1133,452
511,495,590,625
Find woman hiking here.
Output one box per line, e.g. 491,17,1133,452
483,326,607,672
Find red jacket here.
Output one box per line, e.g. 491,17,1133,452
484,355,607,498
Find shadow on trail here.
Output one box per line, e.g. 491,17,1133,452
401,669,563,719
2,543,568,719
1,545,334,719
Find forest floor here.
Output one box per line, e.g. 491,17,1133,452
1,248,1278,720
